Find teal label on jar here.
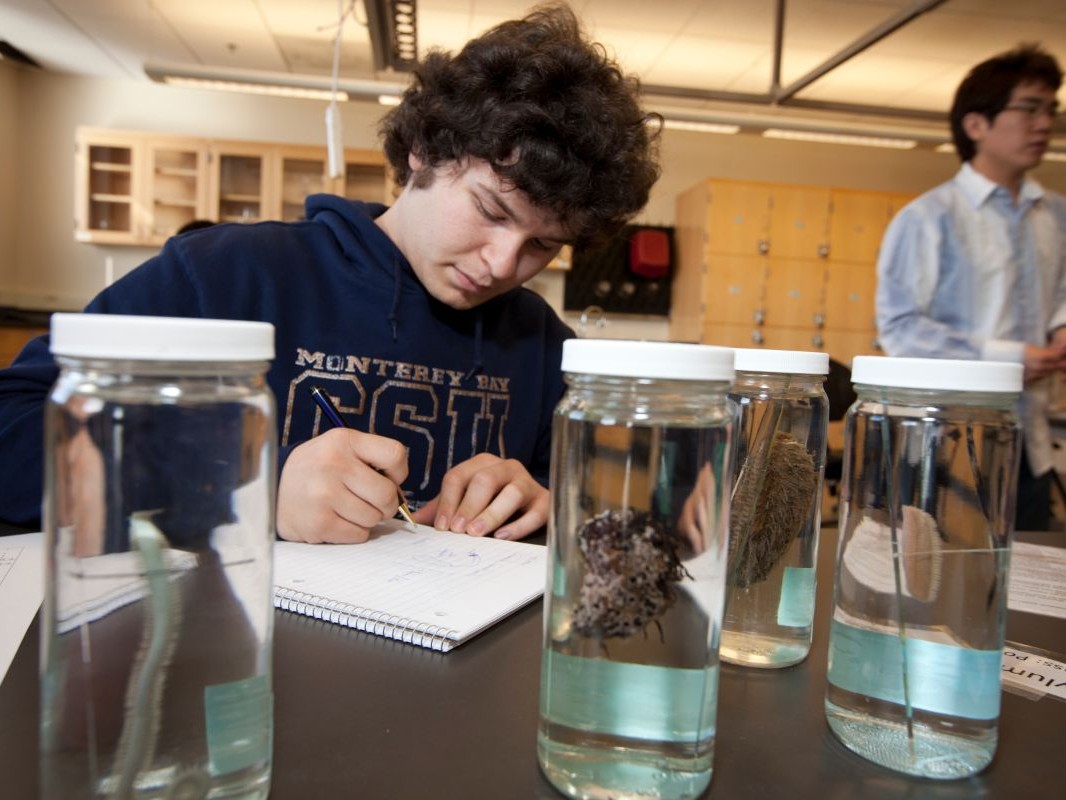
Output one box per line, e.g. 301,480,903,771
827,619,1002,720
776,567,815,627
541,650,718,742
204,674,273,776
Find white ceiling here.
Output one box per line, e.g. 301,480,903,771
2,0,1065,131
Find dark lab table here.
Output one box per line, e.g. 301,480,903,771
2,528,1064,799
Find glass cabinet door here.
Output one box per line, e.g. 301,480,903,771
85,143,136,239
147,143,207,242
280,156,328,221
343,161,388,204
217,152,266,224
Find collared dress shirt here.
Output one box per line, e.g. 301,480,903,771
877,162,1066,476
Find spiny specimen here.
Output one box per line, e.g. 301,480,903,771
573,508,691,640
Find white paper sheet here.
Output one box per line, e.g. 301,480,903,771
1002,644,1066,701
1008,541,1066,620
0,532,44,686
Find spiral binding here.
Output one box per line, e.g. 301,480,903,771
274,587,461,652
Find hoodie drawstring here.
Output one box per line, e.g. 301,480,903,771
464,311,484,381
387,258,402,342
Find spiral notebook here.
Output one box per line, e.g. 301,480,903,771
273,520,547,652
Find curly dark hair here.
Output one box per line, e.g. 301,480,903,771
950,43,1062,162
379,3,661,247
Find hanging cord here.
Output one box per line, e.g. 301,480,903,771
324,1,360,178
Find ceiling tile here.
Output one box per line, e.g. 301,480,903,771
643,35,770,90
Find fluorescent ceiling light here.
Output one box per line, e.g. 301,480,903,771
936,143,1066,161
377,94,402,106
162,76,346,102
662,119,740,135
146,63,408,104
763,128,917,149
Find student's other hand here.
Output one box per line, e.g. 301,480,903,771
277,429,408,543
1023,344,1063,383
411,453,548,541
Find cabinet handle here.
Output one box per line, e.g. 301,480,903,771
752,330,764,345
813,312,825,328
811,334,824,348
757,239,769,255
818,243,829,258
753,308,765,326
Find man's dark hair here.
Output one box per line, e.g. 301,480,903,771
950,43,1062,162
379,3,661,247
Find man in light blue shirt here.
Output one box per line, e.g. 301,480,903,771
877,44,1066,531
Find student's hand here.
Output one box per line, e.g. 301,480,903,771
1023,344,1065,383
277,429,408,544
59,427,106,558
677,463,717,557
411,453,548,541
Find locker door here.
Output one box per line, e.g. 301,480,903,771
701,321,766,349
768,186,831,259
828,190,893,264
704,255,770,326
706,181,773,256
763,259,826,329
824,262,878,332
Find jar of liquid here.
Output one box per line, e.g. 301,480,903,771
825,356,1022,779
721,348,829,668
538,339,735,800
41,314,277,799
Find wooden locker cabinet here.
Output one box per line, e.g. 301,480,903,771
75,128,389,246
671,177,908,368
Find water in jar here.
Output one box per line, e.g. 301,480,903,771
539,416,732,800
720,393,827,668
41,372,275,799
825,395,1014,779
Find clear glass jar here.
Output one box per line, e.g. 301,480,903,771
538,339,736,800
40,314,277,800
825,356,1022,780
721,349,829,668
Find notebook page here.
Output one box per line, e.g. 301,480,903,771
0,532,45,687
273,520,547,641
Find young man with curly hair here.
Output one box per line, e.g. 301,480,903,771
876,43,1066,530
0,4,661,542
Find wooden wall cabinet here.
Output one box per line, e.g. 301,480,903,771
671,177,912,368
75,127,388,246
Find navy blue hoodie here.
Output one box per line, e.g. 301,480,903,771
0,196,573,529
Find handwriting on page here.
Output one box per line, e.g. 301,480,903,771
274,522,545,633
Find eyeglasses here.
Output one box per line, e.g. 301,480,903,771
1002,100,1060,120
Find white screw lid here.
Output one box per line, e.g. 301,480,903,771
50,314,275,361
733,348,829,375
851,356,1022,393
562,339,734,381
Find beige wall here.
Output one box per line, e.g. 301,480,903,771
3,68,1066,345
1,70,386,309
0,61,18,287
